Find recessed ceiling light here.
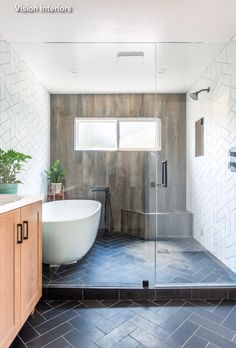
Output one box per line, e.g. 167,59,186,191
158,68,168,74
70,68,79,74
117,51,144,58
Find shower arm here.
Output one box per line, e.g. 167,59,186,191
196,88,210,95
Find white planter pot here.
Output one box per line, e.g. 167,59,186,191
51,183,62,194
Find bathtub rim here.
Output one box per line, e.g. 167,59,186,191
42,199,101,223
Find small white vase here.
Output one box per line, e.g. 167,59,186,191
51,183,62,194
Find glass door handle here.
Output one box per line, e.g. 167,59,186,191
162,160,168,187
150,160,168,188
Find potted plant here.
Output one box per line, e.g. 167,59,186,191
45,160,66,194
0,149,32,194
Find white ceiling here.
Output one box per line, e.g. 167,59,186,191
0,0,236,43
1,0,234,93
12,42,224,93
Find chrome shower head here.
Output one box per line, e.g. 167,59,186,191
190,87,210,101
190,92,198,100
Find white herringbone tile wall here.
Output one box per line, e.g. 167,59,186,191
0,35,50,195
187,39,236,272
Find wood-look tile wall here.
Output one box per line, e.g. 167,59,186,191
50,94,186,231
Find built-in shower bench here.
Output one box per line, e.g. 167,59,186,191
121,209,193,240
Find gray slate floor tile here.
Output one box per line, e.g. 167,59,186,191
11,299,236,348
43,235,236,287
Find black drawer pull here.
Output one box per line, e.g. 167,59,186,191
23,221,29,240
17,224,23,244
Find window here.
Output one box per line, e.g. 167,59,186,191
119,120,160,150
74,119,117,150
74,118,161,151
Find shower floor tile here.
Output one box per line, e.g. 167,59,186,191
42,234,236,287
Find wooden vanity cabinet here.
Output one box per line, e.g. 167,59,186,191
0,209,21,348
0,201,42,348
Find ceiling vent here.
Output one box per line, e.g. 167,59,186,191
117,51,144,58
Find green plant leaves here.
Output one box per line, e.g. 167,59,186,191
0,149,32,184
44,159,65,183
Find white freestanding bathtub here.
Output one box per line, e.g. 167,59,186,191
42,200,101,265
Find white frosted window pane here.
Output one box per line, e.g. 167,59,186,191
75,120,117,150
119,121,159,149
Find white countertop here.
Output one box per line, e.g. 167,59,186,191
0,195,44,214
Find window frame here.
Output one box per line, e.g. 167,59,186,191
74,117,162,152
74,118,118,151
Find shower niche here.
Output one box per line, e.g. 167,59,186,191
195,117,204,157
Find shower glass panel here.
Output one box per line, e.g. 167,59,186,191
11,39,236,289
154,41,236,287
11,41,158,287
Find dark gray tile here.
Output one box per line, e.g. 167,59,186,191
196,327,236,348
46,300,68,308
152,299,170,306
95,309,135,334
112,300,133,307
42,287,47,300
189,313,235,340
165,320,199,347
120,289,155,300
18,322,39,343
222,307,236,330
35,301,53,314
44,337,71,348
27,311,46,327
158,307,191,331
182,334,208,348
36,310,77,335
228,289,236,299
183,302,223,324
129,314,171,341
43,235,236,288
72,307,107,327
130,301,159,311
96,321,136,348
156,288,191,299
10,336,27,348
128,305,160,321
27,323,73,348
164,299,186,307
201,272,222,282
101,300,120,307
64,329,97,348
14,299,236,348
213,300,236,318
84,289,119,300
91,306,124,320
204,299,222,307
130,327,170,348
46,288,83,300
191,288,228,300
69,315,105,342
112,335,145,347
80,300,105,308
187,299,217,309
43,301,80,320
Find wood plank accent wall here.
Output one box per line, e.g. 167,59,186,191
51,94,186,231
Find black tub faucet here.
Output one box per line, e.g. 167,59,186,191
90,186,113,237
